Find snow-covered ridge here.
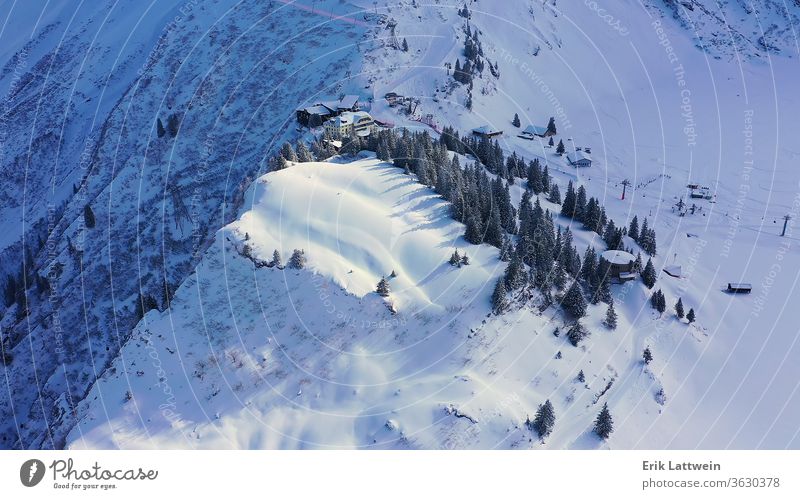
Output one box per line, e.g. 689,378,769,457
229,155,500,311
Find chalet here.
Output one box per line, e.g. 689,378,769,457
519,124,550,139
472,125,503,138
601,250,636,279
295,105,333,127
296,95,360,127
324,111,377,137
566,150,592,168
726,282,752,294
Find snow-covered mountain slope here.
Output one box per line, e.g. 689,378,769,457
5,0,800,450
66,155,656,449
1,0,368,449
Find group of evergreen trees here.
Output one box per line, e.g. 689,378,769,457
269,123,672,332
628,215,657,256
453,23,484,85
525,398,614,442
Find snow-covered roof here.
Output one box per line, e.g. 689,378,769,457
567,150,592,163
522,124,547,136
601,250,635,265
299,104,332,115
338,94,359,109
472,125,501,135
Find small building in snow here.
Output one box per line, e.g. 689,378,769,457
567,150,592,168
472,125,503,138
519,124,551,139
601,250,636,279
296,95,360,127
324,111,377,137
726,282,752,294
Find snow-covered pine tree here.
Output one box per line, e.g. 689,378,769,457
464,209,484,245
561,181,576,218
287,249,306,269
641,258,657,288
485,205,504,248
280,141,298,162
639,217,649,245
675,297,685,319
491,278,508,314
567,321,589,346
296,140,313,162
504,251,526,290
532,400,556,439
687,308,696,323
512,113,521,127
575,185,587,222
628,215,639,242
449,249,461,266
632,252,643,272
542,165,550,193
402,38,409,52
577,369,586,383
594,403,614,439
604,301,618,330
556,139,565,155
548,183,561,204
548,136,554,147
562,283,587,318
271,249,283,268
643,347,653,364
376,277,390,297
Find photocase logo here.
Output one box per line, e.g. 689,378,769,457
20,459,45,487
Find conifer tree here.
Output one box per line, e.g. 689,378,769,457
464,210,484,245
376,276,390,297
296,140,313,162
687,308,696,323
561,181,576,218
577,369,586,383
157,118,166,138
280,141,298,162
83,204,96,229
491,278,508,314
512,113,521,127
604,301,618,330
675,297,685,319
641,258,657,288
548,136,554,147
449,249,461,266
556,139,565,155
271,250,283,268
504,251,525,290
567,321,589,346
532,400,556,439
562,283,587,318
594,403,614,440
485,205,504,248
402,38,409,52
288,249,306,269
548,183,561,204
628,215,639,242
643,347,653,365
